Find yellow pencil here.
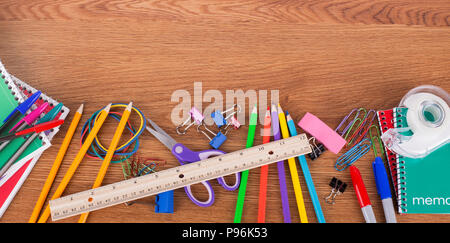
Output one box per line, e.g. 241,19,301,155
78,102,132,223
278,104,308,223
28,104,84,223
37,103,111,223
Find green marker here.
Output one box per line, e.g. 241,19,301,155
234,104,258,223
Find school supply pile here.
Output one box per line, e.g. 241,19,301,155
0,61,69,218
0,62,444,224
49,132,311,221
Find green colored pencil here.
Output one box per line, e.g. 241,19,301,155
234,104,258,223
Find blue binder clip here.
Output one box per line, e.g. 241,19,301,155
197,124,227,149
211,111,227,128
209,131,227,149
155,191,174,213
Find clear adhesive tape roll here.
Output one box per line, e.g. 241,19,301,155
382,85,450,158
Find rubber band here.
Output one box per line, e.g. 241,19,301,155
80,103,146,163
81,112,137,163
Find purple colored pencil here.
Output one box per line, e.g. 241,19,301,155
271,103,291,223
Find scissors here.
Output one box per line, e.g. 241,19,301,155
146,117,241,207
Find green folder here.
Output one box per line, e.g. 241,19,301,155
395,107,450,214
0,66,44,171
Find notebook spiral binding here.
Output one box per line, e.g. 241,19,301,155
11,75,70,142
397,158,407,213
0,60,24,104
377,109,399,205
394,107,411,214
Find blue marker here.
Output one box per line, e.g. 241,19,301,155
286,111,326,223
0,91,41,135
373,157,397,223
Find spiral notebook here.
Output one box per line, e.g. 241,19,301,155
377,110,399,203
0,61,50,171
0,61,68,217
395,107,450,214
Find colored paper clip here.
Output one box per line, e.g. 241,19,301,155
369,124,385,159
325,177,347,204
176,107,204,135
335,138,372,171
346,109,377,147
342,108,367,141
197,123,227,149
335,108,361,136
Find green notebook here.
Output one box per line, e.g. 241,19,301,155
395,107,450,214
0,61,48,172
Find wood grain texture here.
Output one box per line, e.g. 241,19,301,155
0,0,449,223
0,0,449,26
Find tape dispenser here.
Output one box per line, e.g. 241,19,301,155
381,85,450,158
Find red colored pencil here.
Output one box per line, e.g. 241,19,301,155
257,106,272,223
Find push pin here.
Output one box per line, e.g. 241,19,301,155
197,123,227,149
176,107,204,135
308,137,326,161
325,177,347,204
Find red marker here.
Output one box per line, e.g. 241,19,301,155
349,165,377,223
0,119,64,142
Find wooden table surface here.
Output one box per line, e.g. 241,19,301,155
0,0,449,223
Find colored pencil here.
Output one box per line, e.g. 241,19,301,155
287,112,326,223
271,103,291,223
234,104,257,223
257,106,271,223
278,104,308,223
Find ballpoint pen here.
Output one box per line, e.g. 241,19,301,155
0,103,49,152
373,157,397,223
349,165,376,223
0,119,64,143
0,91,41,135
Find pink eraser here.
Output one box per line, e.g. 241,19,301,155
297,112,346,154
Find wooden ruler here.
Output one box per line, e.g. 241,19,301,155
49,134,311,221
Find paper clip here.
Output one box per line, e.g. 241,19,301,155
176,107,204,135
308,137,326,161
325,177,347,204
369,124,385,159
197,123,227,149
335,138,372,171
348,109,377,146
335,108,361,136
345,109,377,147
342,108,367,141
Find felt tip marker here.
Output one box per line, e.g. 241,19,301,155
349,165,376,223
373,157,397,223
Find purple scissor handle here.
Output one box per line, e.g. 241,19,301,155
172,143,240,207
146,118,240,208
